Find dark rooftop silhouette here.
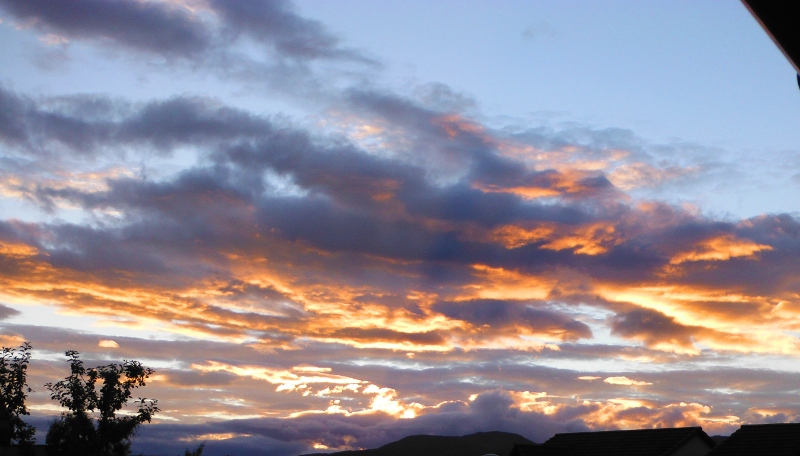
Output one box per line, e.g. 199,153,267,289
705,423,800,456
742,0,800,73
510,427,716,456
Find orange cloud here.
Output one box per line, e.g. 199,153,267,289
487,221,630,256
604,376,652,386
539,223,620,255
475,169,613,200
488,224,556,249
467,264,553,301
493,389,739,435
599,282,800,355
670,234,772,264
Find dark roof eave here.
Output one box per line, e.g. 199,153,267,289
658,427,717,456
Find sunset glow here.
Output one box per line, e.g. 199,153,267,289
0,1,799,455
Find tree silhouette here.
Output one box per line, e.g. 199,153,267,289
45,350,159,456
183,443,205,456
0,342,36,446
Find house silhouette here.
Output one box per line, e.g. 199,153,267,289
704,423,800,456
510,427,716,456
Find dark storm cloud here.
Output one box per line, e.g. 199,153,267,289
0,87,274,157
0,86,626,232
44,222,180,277
0,87,79,153
0,88,614,269
433,299,592,341
0,0,211,56
33,168,589,278
0,0,369,64
253,197,480,262
116,97,270,149
3,88,797,294
399,184,561,225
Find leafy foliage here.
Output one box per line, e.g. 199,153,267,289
184,443,205,456
0,342,36,446
45,350,159,456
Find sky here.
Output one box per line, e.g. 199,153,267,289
1,1,800,455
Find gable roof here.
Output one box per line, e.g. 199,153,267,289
705,423,800,456
511,427,716,456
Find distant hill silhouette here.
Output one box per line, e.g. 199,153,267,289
300,431,536,456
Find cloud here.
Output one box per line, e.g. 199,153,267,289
1,85,800,358
0,303,19,320
669,234,772,264
0,87,29,145
0,0,367,63
603,376,652,386
607,162,700,191
432,299,592,341
0,87,272,158
206,0,364,61
0,0,377,103
1,2,800,446
0,0,211,56
609,307,697,351
128,388,740,455
7,320,797,456
131,389,578,455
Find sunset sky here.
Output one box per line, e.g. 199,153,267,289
1,1,800,455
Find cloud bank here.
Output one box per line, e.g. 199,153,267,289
1,1,799,455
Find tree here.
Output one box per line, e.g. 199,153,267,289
183,443,204,456
45,350,159,456
0,342,36,446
